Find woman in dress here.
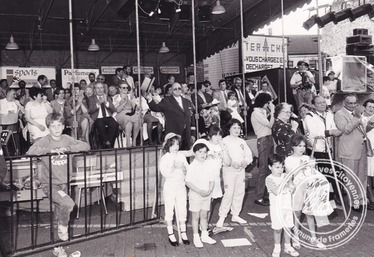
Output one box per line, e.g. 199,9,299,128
272,103,299,157
112,83,140,147
25,87,52,141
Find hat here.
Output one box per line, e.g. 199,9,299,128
297,60,309,67
192,138,209,149
162,133,181,148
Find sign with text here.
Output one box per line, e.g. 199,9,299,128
101,66,121,75
243,35,287,73
160,66,180,74
0,66,56,88
132,66,154,75
61,69,100,89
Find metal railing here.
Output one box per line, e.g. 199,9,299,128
0,145,161,256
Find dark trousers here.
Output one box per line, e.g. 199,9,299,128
94,117,118,147
255,135,274,201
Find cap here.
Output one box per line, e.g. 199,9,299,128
164,132,181,142
297,60,309,67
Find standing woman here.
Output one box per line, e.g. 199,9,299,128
25,87,52,142
216,119,253,227
272,103,299,157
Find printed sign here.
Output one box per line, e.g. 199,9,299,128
132,66,154,75
0,66,56,88
101,66,121,75
61,69,100,89
242,35,287,73
160,66,180,74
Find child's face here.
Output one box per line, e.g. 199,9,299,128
269,162,284,176
293,141,306,156
169,140,180,153
49,120,64,138
210,134,222,145
229,95,236,100
194,147,208,162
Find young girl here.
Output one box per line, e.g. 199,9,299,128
227,91,244,123
285,134,332,249
160,133,190,246
266,154,299,257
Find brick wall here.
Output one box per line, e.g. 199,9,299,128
321,0,374,57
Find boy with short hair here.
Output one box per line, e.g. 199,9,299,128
185,143,216,248
27,112,90,242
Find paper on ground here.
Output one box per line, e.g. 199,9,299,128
221,238,252,247
247,212,268,218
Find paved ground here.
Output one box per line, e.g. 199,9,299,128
21,186,374,257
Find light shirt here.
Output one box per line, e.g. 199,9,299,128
96,95,109,119
173,96,184,110
186,159,214,192
251,107,273,138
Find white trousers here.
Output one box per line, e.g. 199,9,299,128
218,168,245,218
163,181,187,222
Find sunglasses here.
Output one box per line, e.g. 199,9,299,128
173,87,182,91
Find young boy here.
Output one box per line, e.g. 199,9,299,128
185,143,216,248
27,112,90,241
265,154,299,257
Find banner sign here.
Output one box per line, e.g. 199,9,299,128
61,69,100,89
132,66,154,75
101,66,121,75
243,35,287,73
160,66,180,74
0,66,56,88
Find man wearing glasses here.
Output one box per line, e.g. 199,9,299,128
146,82,193,150
334,94,367,212
96,74,108,95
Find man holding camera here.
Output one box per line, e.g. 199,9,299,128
290,60,315,107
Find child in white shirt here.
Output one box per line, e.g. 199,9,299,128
185,143,216,248
227,91,244,123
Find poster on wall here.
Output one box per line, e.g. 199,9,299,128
242,35,287,73
0,66,56,88
61,68,100,89
101,66,122,75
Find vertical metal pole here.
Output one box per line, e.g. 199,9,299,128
135,0,143,146
240,0,247,134
281,0,287,102
316,0,323,91
69,0,78,138
192,0,199,138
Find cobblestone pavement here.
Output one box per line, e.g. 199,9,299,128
25,186,374,257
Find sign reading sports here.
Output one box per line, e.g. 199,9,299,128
243,35,287,73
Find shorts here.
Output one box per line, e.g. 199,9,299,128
270,206,294,230
189,192,211,212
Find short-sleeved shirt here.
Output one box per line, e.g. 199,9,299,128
186,159,214,194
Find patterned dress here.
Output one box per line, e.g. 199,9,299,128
272,119,296,157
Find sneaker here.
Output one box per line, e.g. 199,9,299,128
201,234,216,245
272,247,281,257
292,238,301,250
231,215,247,224
69,251,81,257
216,217,225,228
284,246,299,257
58,224,69,241
53,247,67,257
311,238,326,249
193,236,203,248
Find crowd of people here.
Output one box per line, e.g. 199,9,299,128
1,61,374,257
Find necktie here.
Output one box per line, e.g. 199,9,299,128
100,97,107,117
223,91,227,102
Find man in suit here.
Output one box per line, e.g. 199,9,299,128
146,82,193,150
87,82,118,149
213,79,229,112
334,94,367,212
191,82,214,113
33,74,54,102
112,68,124,87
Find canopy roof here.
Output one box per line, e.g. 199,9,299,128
0,0,311,63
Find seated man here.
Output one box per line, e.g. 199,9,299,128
87,82,118,149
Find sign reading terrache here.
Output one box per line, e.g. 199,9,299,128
243,35,288,73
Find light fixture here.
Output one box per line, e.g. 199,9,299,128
159,42,169,53
303,14,318,30
149,10,154,17
88,39,100,51
212,0,225,15
5,35,19,50
176,4,181,13
158,8,161,14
